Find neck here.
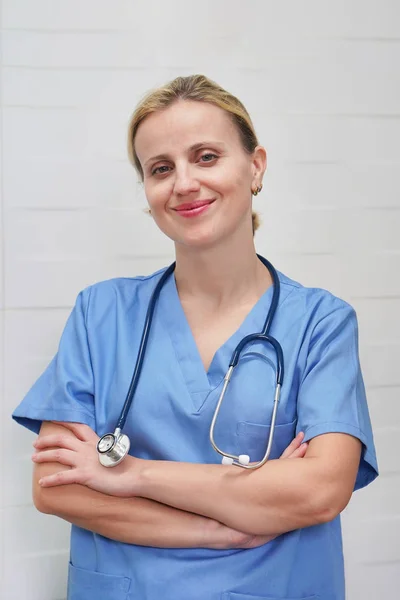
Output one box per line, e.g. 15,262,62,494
174,231,272,307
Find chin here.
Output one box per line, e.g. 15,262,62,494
174,224,232,251
178,234,217,250
159,213,240,250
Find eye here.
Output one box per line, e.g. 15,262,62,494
151,165,171,176
199,152,218,163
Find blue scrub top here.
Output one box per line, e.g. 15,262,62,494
13,267,378,600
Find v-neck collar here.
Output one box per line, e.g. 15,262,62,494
158,272,276,410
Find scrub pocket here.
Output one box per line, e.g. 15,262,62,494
236,419,296,462
68,563,131,600
222,593,318,600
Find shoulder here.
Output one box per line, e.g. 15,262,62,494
275,270,360,361
86,267,168,297
277,270,356,328
75,267,170,323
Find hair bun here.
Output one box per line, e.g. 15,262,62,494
252,211,261,234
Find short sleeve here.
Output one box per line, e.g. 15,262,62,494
297,303,378,491
12,288,96,434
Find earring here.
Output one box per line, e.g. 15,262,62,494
252,183,263,196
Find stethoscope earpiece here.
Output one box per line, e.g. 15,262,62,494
222,455,251,466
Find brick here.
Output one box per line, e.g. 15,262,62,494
342,515,400,563
372,428,400,475
346,474,400,520
2,0,138,30
352,299,400,344
366,387,400,429
254,115,400,164
3,106,130,161
267,162,400,210
3,506,70,554
269,253,400,300
345,563,400,600
3,1,400,38
360,344,400,389
4,254,172,308
3,157,137,209
2,66,178,111
3,548,69,600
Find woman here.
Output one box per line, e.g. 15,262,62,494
13,74,378,600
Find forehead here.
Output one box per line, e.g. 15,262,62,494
135,100,241,161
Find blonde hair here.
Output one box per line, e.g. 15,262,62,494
127,74,261,234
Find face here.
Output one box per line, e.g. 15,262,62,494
135,100,266,249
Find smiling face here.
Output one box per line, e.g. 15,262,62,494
135,100,266,250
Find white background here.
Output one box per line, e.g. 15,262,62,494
1,1,399,598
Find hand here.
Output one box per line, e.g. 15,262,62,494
246,430,308,466
218,432,309,550
279,430,308,460
32,424,307,500
32,422,140,497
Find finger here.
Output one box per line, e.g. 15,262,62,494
240,534,277,548
52,421,98,442
33,434,80,451
286,442,308,460
32,448,77,467
279,432,305,459
38,468,85,488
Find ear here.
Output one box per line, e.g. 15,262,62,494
251,146,267,186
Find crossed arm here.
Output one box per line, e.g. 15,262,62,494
32,421,361,546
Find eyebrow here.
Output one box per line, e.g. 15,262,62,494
144,141,227,167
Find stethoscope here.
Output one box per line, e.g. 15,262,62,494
97,255,284,470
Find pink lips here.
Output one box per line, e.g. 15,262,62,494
173,199,215,218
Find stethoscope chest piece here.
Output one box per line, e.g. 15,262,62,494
97,429,131,467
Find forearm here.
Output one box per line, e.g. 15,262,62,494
137,459,324,536
33,463,238,548
137,435,360,536
32,424,312,549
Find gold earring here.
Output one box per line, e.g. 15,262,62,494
252,183,263,196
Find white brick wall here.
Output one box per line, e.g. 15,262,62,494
1,1,399,598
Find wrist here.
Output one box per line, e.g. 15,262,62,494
117,455,146,497
202,519,249,550
201,518,225,549
134,456,155,498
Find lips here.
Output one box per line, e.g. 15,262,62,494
173,199,215,212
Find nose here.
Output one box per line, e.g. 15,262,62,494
172,165,200,196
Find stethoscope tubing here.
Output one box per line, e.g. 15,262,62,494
229,333,284,384
208,256,284,468
116,262,175,431
99,254,284,469
119,254,281,431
